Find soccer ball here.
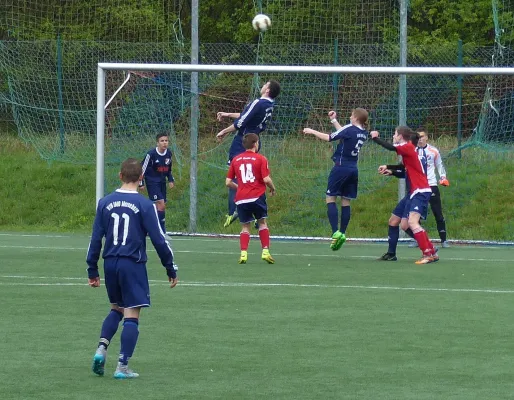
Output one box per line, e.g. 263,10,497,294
252,14,271,32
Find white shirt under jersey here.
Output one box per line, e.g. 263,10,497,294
416,144,447,187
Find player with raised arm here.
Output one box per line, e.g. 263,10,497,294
140,133,175,234
303,108,369,251
87,158,178,379
411,127,450,248
226,133,277,264
370,127,439,264
216,80,281,228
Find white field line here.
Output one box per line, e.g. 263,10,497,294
0,244,510,263
0,274,514,293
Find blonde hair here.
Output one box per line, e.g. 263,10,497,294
353,108,369,130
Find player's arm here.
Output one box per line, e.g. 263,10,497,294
142,204,178,288
433,148,450,186
370,131,396,151
86,204,106,287
263,176,276,196
328,110,343,131
225,178,238,190
167,154,175,189
303,128,330,141
216,124,237,142
225,162,238,190
139,153,151,190
217,111,241,121
234,100,260,131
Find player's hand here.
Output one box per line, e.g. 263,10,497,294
328,110,337,120
168,182,175,189
216,131,227,142
370,130,379,138
139,185,145,192
303,128,315,135
217,112,227,121
378,165,391,175
439,178,450,186
169,277,178,288
269,188,276,197
88,277,100,287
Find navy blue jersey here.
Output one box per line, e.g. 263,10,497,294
328,123,368,166
228,97,274,161
141,148,174,185
86,189,175,278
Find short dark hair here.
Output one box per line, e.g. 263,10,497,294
120,158,142,183
243,133,259,149
267,80,281,99
156,133,168,141
396,126,415,142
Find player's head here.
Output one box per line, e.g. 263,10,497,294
243,133,259,152
262,80,281,99
416,127,428,147
156,133,169,150
120,158,143,184
394,126,415,144
351,108,369,129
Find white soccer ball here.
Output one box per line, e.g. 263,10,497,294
252,14,271,32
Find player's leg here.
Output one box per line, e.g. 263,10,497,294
253,196,274,264
379,213,401,261
237,203,251,263
147,183,167,233
114,307,141,379
408,194,438,264
224,177,239,227
92,259,123,376
338,169,358,239
114,260,150,379
430,186,449,247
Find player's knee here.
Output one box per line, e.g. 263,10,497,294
257,219,268,230
111,304,123,313
389,215,400,226
400,220,409,231
156,200,165,211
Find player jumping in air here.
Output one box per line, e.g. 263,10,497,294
225,133,277,264
87,158,178,379
371,127,439,264
303,108,369,251
140,133,175,234
216,80,281,228
410,127,450,248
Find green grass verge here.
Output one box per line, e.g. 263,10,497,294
1,127,513,240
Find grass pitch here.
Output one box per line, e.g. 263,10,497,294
1,233,514,399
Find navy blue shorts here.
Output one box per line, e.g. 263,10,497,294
104,258,150,309
408,192,431,220
236,195,268,223
147,182,166,202
326,165,358,199
392,195,411,219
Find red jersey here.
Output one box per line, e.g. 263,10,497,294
394,142,431,198
227,151,270,204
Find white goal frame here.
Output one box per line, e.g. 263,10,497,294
96,63,514,243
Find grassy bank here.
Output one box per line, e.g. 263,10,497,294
1,128,513,240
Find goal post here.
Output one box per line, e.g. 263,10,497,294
96,63,514,241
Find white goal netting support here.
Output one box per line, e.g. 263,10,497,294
96,63,514,244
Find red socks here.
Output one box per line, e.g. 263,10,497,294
259,228,270,249
413,229,435,256
240,231,250,251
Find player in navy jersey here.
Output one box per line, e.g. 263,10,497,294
303,108,369,251
226,133,277,264
371,127,439,264
216,80,281,228
140,133,175,234
87,158,178,379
